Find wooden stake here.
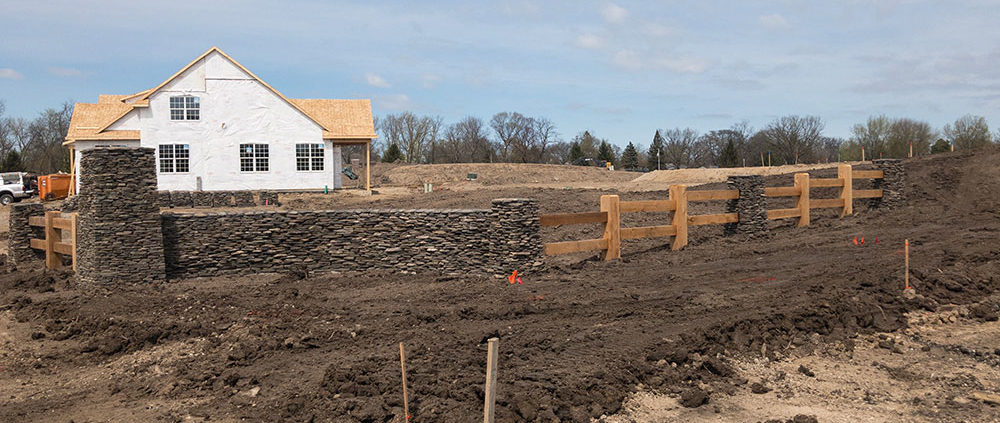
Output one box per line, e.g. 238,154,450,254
483,338,499,423
905,239,910,290
365,140,372,194
399,342,410,421
599,195,621,261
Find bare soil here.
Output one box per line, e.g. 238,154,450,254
1,147,999,422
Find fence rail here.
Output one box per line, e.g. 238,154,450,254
28,210,77,271
540,163,885,260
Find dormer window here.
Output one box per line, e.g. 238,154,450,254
169,96,200,121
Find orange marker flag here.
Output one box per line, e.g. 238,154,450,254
508,270,518,284
853,236,858,245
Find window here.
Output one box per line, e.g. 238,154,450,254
169,96,200,121
240,144,269,172
158,144,190,173
296,143,324,171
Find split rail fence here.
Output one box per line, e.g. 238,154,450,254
28,210,78,270
541,164,884,260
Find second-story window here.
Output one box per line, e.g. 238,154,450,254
169,96,200,121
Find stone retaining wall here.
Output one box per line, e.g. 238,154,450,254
8,203,45,266
161,198,541,278
158,189,280,208
76,147,165,284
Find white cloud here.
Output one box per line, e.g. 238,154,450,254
421,73,441,89
611,50,709,74
602,3,628,24
612,50,641,70
0,68,24,80
575,34,605,50
758,13,790,30
48,67,82,77
651,56,710,74
374,94,413,111
365,73,391,88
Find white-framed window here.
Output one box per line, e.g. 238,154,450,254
158,144,190,173
295,143,324,171
240,144,269,172
169,95,200,121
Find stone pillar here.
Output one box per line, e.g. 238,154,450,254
8,203,45,265
489,198,542,274
871,159,905,209
76,147,165,284
725,175,768,237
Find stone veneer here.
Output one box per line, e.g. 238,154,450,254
724,175,768,237
8,203,45,265
161,198,541,278
870,159,906,209
76,147,165,284
159,190,276,208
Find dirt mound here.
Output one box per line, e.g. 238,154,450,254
378,162,640,187
624,161,864,190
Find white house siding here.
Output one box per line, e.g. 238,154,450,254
91,50,343,192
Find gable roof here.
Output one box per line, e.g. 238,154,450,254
291,99,377,140
66,47,376,144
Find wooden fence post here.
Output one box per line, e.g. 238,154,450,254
795,173,810,227
838,164,853,217
670,185,688,250
600,195,621,260
44,211,60,270
483,337,499,423
71,213,78,273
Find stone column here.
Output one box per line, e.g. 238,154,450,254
871,159,906,209
76,147,165,284
489,198,542,274
8,203,45,265
725,175,768,238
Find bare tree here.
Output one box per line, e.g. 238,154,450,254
532,117,558,163
660,128,699,168
377,112,442,163
439,116,494,162
888,118,935,157
764,115,824,164
850,115,891,159
490,112,535,162
943,114,992,149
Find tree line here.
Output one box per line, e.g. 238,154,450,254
372,112,998,169
0,101,73,174
1,99,997,175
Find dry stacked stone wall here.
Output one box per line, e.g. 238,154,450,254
161,198,542,279
76,147,165,284
159,190,275,208
8,203,45,265
724,175,768,237
871,159,906,209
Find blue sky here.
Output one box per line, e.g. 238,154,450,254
2,0,999,147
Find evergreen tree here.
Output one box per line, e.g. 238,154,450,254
0,150,22,172
382,143,404,163
718,139,739,168
622,142,639,169
568,141,584,164
597,141,616,165
647,130,665,170
930,138,951,154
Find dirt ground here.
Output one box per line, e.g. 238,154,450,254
1,148,999,422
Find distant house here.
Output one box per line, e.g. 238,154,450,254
64,47,376,194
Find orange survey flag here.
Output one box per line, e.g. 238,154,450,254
508,270,518,284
